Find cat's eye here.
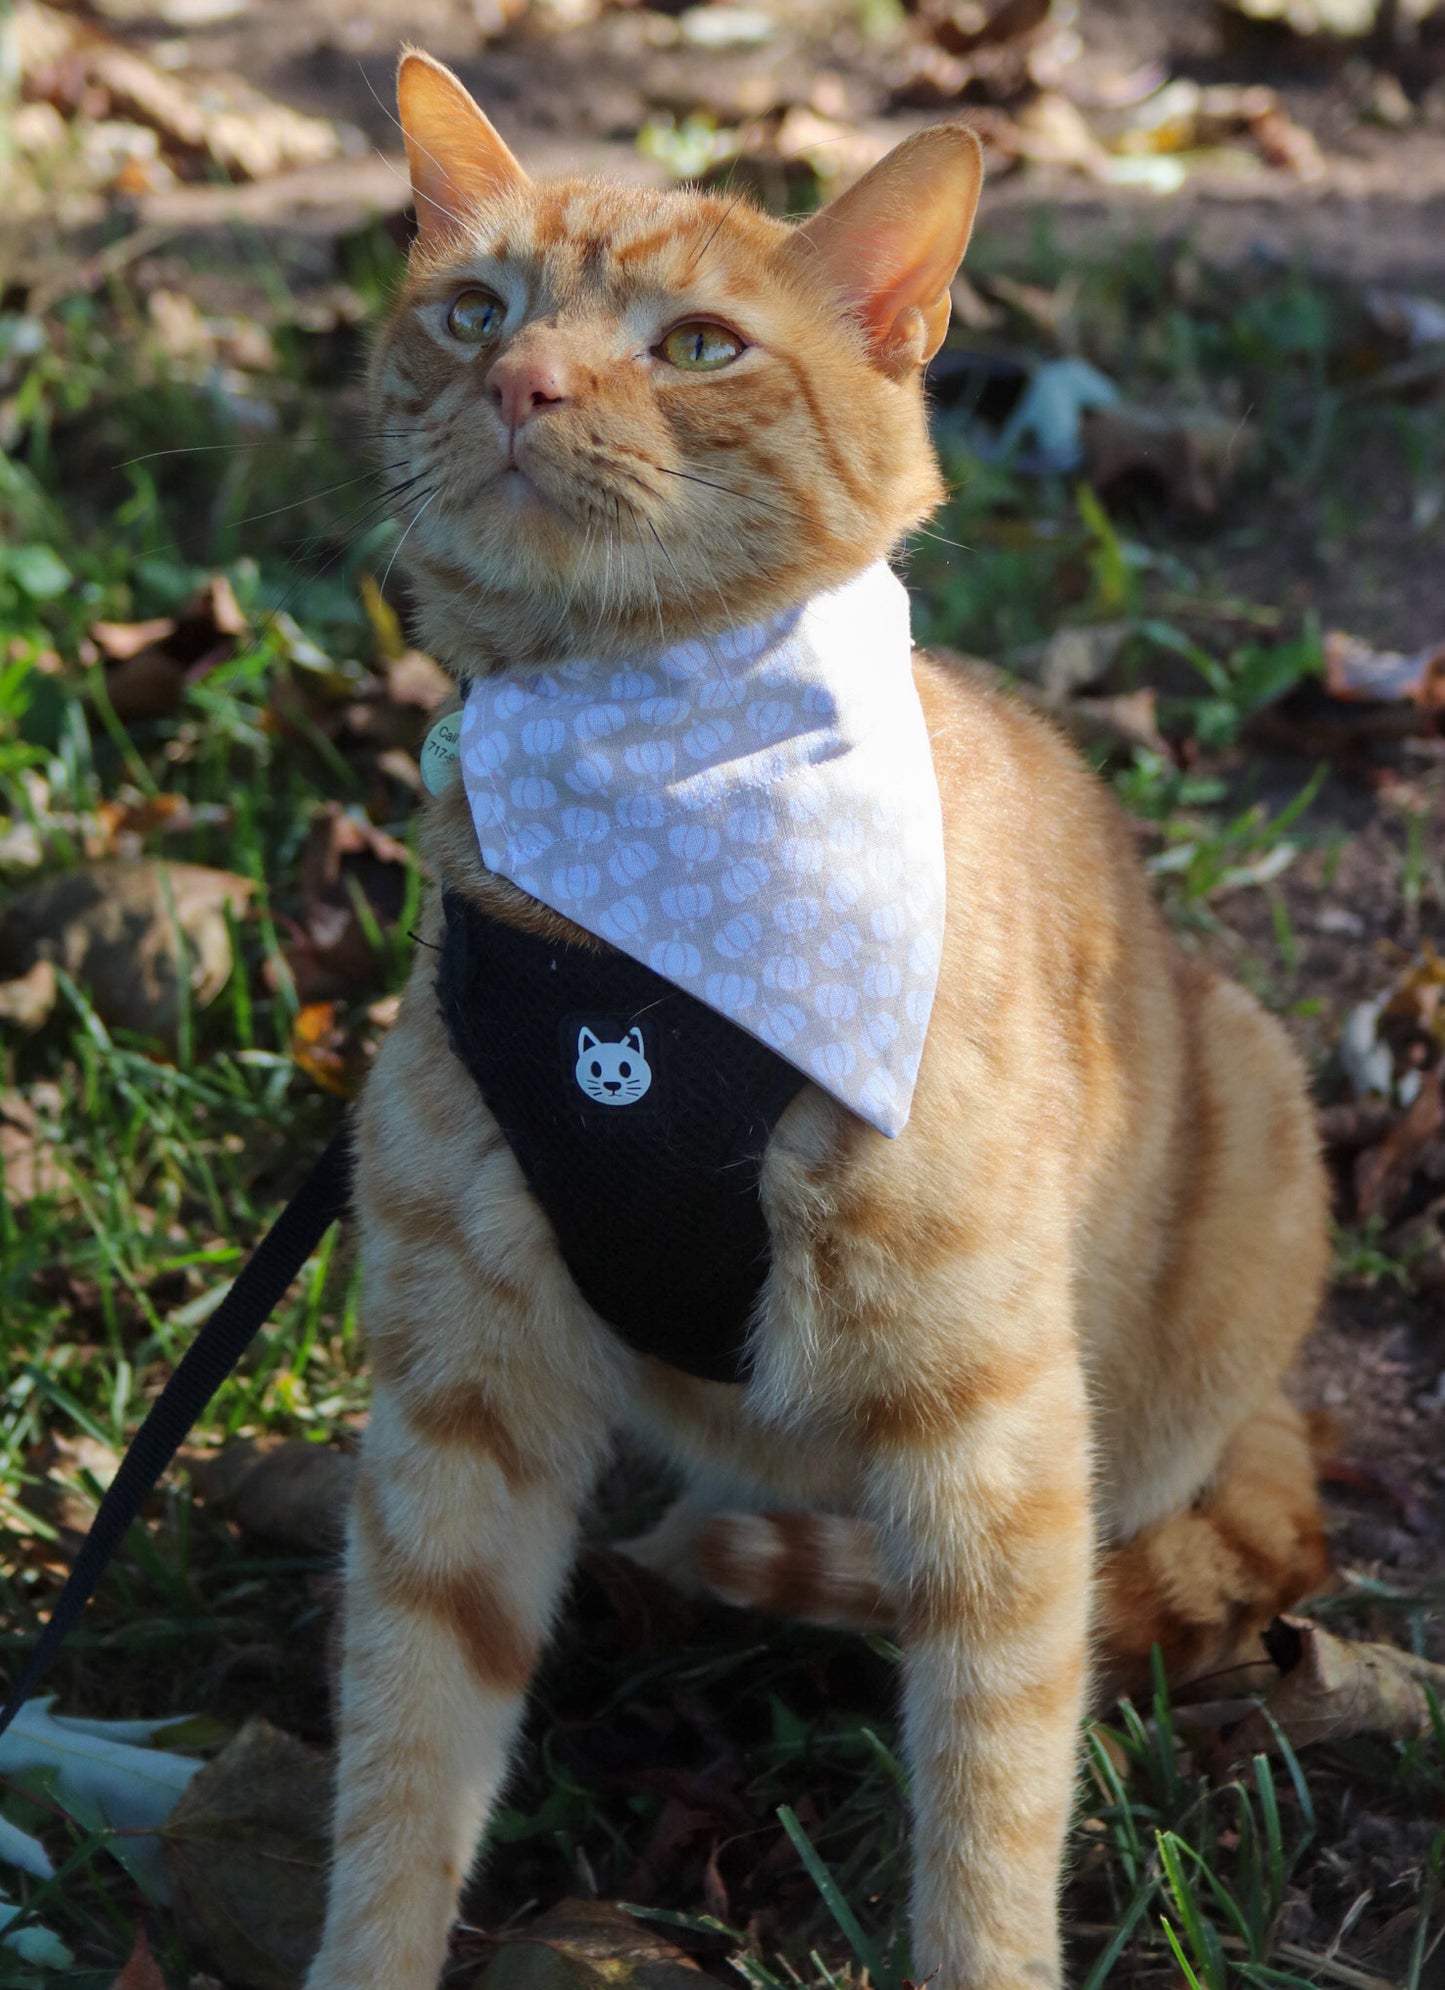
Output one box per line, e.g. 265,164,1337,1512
659,321,744,371
447,288,505,345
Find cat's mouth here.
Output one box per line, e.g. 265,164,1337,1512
490,439,570,506
485,459,565,517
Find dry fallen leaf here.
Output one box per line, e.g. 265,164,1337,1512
23,1431,122,1547
384,649,453,712
1224,1616,1445,1756
102,651,188,724
190,1439,355,1554
1014,621,1133,703
109,1923,167,1990
290,1001,368,1098
1354,1064,1444,1221
163,1720,331,1990
1062,689,1171,763
0,860,254,1040
0,957,59,1031
90,617,180,662
1323,630,1445,722
479,1900,704,1990
279,804,411,1000
86,577,251,724
95,794,235,850
15,5,345,187
1217,0,1442,39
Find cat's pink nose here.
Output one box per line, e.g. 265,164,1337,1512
488,350,570,433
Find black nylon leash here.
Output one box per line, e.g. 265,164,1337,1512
0,1125,353,1742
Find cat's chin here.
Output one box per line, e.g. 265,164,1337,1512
497,466,546,505
474,465,566,520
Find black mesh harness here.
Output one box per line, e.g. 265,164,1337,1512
0,891,807,1730
436,889,806,1385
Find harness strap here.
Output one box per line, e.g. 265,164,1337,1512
0,1127,353,1742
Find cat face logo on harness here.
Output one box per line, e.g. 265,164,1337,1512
574,1026,652,1106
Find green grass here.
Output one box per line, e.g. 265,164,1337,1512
1,217,1442,1987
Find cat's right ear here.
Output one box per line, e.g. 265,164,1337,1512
397,49,529,251
577,1027,600,1055
787,125,982,380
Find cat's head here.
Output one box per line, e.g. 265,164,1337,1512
574,1025,652,1105
373,49,982,668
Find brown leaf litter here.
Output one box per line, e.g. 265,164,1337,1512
1323,945,1445,1299
87,573,249,726
0,858,254,1038
276,802,411,1003
188,1438,355,1556
1183,1614,1445,1761
163,1719,331,1990
10,0,350,199
473,1900,710,1990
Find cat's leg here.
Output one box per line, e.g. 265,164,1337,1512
305,1000,627,1990
306,1381,612,1989
857,1291,1093,1990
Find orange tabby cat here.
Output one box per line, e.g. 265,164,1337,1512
304,51,1329,1990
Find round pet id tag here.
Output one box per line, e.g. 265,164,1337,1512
421,712,462,795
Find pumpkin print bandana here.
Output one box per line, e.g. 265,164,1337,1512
457,560,945,1137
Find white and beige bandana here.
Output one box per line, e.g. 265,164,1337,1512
455,561,945,1137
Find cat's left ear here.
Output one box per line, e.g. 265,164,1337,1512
397,48,529,251
789,125,982,379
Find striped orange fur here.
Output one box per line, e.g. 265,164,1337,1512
304,51,1330,1990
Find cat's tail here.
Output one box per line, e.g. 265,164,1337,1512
680,1392,1330,1705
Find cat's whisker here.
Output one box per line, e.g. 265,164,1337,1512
598,492,619,625
654,465,804,528
132,466,418,578
358,64,490,245
118,437,325,468
221,469,412,536
910,523,972,553
683,185,753,281
380,486,444,597
115,426,417,474
623,497,666,647
267,471,431,589
640,509,724,652
244,474,438,655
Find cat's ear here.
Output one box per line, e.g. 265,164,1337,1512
397,49,528,251
624,1029,645,1055
578,1027,600,1055
789,126,982,378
